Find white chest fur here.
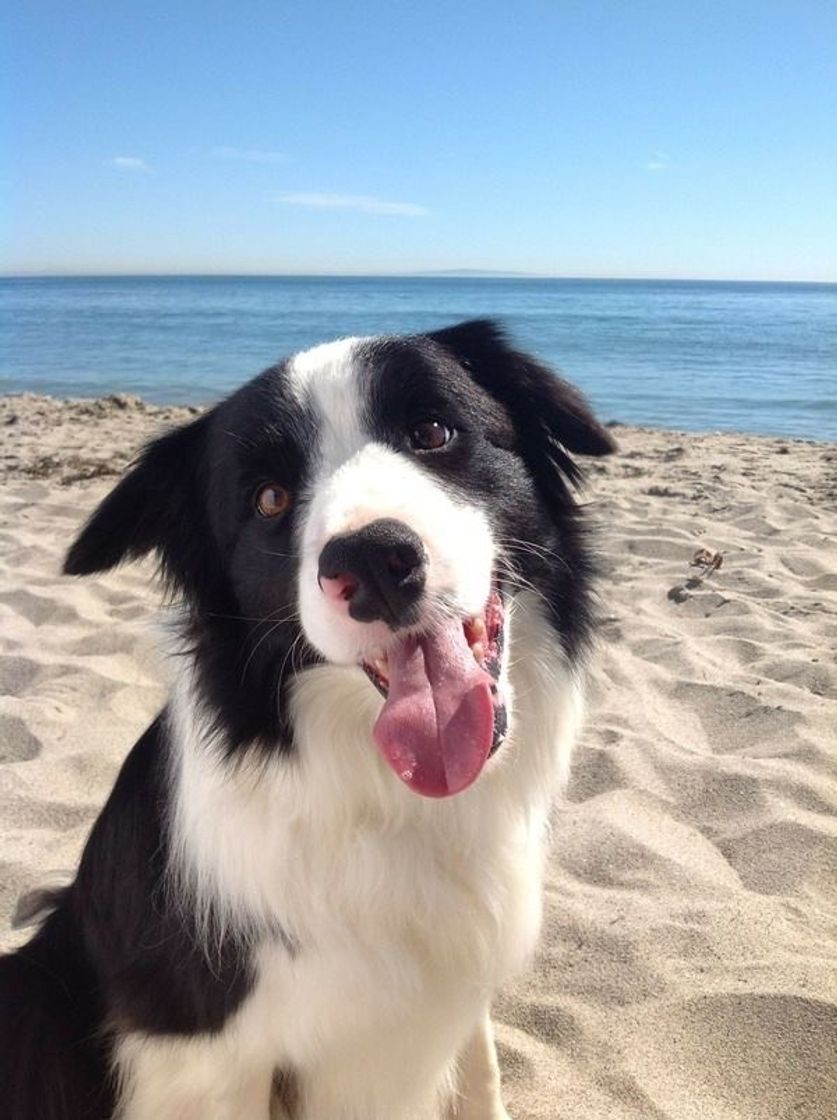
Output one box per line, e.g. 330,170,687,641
119,597,582,1120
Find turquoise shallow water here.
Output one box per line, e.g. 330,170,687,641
1,276,835,439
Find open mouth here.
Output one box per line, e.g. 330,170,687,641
361,589,507,798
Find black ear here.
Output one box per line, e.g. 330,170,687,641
64,413,216,596
427,319,617,467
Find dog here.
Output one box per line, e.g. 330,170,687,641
0,319,614,1119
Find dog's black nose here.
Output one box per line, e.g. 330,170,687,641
318,518,426,628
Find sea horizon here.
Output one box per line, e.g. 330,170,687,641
3,272,836,284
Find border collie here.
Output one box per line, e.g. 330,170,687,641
0,320,614,1119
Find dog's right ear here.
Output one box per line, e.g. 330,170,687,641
427,319,616,462
64,413,213,592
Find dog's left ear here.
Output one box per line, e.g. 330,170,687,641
64,413,216,597
427,319,617,477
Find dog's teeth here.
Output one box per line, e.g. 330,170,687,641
470,618,487,641
471,641,485,663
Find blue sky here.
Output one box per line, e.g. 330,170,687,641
4,1,836,279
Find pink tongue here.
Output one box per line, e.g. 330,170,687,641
372,620,494,797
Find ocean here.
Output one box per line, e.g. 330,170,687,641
1,276,835,440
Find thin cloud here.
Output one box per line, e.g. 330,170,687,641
645,151,672,171
109,156,152,172
276,192,429,217
212,146,287,164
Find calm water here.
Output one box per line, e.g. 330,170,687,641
1,276,835,439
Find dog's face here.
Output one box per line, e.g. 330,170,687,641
66,320,614,796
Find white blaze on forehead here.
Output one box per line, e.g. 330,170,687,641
288,335,373,473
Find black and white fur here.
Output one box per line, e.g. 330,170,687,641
0,321,614,1119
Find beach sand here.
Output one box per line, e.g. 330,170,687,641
2,393,836,1119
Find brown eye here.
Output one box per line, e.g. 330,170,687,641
409,420,454,451
255,484,291,518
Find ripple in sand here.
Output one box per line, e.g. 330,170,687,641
0,589,81,628
625,993,837,1120
667,681,804,754
0,655,40,694
719,818,837,896
0,713,42,762
67,630,140,656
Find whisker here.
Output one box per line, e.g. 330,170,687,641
256,548,297,561
498,536,571,575
240,621,287,683
239,606,302,683
279,631,306,686
207,610,299,625
495,559,554,616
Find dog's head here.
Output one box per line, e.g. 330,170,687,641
66,320,614,796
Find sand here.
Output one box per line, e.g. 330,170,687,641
1,393,836,1120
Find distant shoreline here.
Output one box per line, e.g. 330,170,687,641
3,273,836,286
